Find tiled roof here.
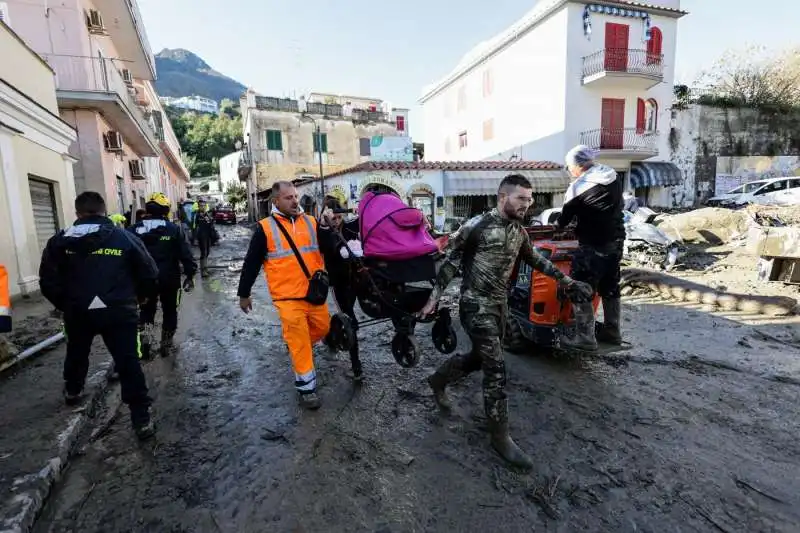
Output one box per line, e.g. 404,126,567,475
323,160,564,179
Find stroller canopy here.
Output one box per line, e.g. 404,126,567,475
358,192,438,260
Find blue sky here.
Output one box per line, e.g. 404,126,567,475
138,0,797,141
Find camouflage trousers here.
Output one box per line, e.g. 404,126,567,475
432,297,508,424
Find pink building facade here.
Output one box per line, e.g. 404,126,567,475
3,0,188,214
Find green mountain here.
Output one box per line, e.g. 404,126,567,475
154,49,247,104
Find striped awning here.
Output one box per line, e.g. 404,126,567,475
444,170,571,197
630,162,683,188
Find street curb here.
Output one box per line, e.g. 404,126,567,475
0,361,114,533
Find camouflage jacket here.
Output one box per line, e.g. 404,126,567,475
431,209,567,305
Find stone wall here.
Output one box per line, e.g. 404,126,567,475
670,104,800,206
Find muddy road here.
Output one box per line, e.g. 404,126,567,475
34,225,800,532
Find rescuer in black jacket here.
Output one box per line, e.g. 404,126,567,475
39,191,159,440
129,193,197,359
556,144,626,352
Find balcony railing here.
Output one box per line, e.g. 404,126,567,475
579,128,658,153
306,102,343,117
352,108,389,123
42,54,156,135
582,49,664,79
255,96,299,112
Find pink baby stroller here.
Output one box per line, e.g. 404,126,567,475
327,191,457,368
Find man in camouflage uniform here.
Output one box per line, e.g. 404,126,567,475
420,174,593,470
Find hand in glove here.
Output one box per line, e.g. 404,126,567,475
561,276,594,302
183,277,195,292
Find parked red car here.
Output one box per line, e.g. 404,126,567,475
213,207,237,225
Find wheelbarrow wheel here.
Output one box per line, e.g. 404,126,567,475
391,333,420,368
328,313,356,352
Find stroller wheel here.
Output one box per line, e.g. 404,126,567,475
391,333,420,368
329,313,356,352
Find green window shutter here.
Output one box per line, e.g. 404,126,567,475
313,133,328,153
266,130,282,150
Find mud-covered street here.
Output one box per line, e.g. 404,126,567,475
32,225,800,533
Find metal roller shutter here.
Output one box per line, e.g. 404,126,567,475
28,178,60,253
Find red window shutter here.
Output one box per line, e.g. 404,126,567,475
396,115,405,131
604,23,630,71
647,27,663,65
601,98,625,149
636,98,646,133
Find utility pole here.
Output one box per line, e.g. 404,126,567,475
316,124,325,198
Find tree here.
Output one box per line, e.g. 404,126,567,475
225,183,248,211
697,45,800,109
219,98,241,119
167,108,242,176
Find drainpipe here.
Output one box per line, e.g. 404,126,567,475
1,332,65,373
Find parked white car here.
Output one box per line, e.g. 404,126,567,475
705,177,800,207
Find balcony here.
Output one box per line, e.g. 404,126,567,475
351,108,390,123
92,0,155,79
582,49,664,90
579,128,659,160
255,96,299,112
306,102,343,117
43,54,159,157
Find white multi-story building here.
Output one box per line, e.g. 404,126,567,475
420,0,688,207
160,95,219,114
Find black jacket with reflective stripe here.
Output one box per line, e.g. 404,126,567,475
129,218,197,285
39,216,159,317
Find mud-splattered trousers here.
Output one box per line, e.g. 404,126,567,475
570,240,624,301
430,209,567,424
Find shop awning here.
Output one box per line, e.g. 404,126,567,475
444,170,571,197
630,162,683,188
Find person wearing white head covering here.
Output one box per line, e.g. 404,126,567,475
556,145,626,351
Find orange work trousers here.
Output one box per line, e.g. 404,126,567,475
273,300,330,394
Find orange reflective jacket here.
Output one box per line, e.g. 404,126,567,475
259,214,325,301
0,265,10,333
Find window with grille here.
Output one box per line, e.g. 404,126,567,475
458,131,468,149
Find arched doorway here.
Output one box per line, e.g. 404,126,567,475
407,182,435,226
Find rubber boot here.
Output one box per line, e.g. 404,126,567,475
596,297,622,345
139,323,154,361
160,329,175,357
299,391,322,410
561,301,598,352
427,372,453,411
489,420,534,471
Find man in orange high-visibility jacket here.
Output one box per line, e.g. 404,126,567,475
0,265,10,333
237,181,330,410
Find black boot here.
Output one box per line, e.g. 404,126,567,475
131,407,155,441
596,297,622,345
349,343,364,381
489,420,534,471
298,391,322,410
561,301,598,352
139,324,154,361
160,329,176,357
427,372,452,411
63,385,82,406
